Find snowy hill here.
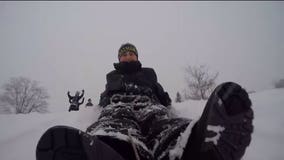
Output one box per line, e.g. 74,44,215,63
0,88,284,160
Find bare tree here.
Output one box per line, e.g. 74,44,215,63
0,77,49,114
184,65,219,100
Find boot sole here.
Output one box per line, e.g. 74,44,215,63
199,82,254,160
36,125,125,160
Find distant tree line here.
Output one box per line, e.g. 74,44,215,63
175,65,284,103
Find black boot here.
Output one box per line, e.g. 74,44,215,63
182,82,254,160
36,125,125,160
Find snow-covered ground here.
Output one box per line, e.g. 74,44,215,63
0,88,283,160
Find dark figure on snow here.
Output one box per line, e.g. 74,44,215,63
67,90,85,112
86,98,94,107
36,43,254,160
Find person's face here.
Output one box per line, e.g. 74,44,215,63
119,51,138,62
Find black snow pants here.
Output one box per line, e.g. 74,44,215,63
86,94,196,160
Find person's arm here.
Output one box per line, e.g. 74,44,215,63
67,91,74,103
99,71,124,107
155,82,172,107
98,89,110,107
79,90,84,99
147,68,172,107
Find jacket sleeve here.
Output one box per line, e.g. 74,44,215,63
99,71,125,107
155,82,172,107
98,88,110,107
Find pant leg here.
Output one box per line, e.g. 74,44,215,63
86,104,153,160
138,104,196,160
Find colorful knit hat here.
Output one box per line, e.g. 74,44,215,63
118,43,138,58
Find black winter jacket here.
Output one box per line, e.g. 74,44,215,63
99,61,171,107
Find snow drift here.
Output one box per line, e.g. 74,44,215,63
0,88,284,160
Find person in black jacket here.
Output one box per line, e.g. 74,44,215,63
98,43,171,108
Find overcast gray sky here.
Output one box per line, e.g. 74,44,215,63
0,2,283,112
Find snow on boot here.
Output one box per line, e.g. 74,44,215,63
182,82,254,160
36,125,125,160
